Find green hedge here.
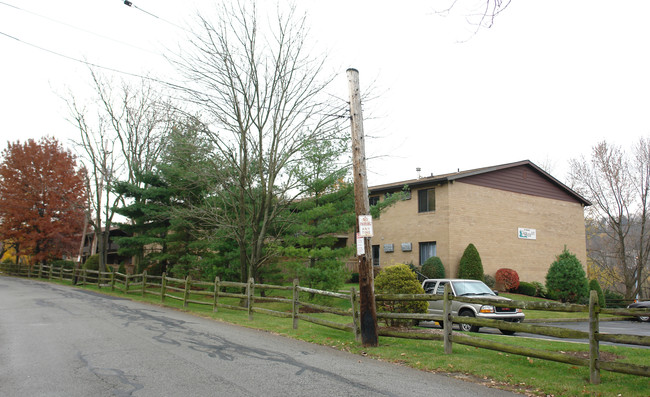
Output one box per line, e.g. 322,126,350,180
516,281,537,297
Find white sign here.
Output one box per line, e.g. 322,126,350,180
518,228,537,240
356,233,365,255
358,215,374,237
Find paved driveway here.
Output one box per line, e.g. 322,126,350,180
0,277,519,397
422,318,650,348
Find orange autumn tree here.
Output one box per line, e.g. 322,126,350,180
0,137,86,265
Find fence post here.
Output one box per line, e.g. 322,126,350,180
82,268,87,286
27,264,32,278
350,286,361,342
48,264,53,280
589,290,601,384
183,275,190,307
141,271,147,296
161,272,167,303
97,269,101,288
38,263,43,279
247,277,254,321
125,273,129,292
59,266,63,281
213,276,220,312
292,279,299,330
111,270,116,291
443,283,453,354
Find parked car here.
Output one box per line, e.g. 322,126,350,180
627,300,650,322
422,278,525,335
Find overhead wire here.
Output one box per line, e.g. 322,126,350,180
0,1,349,120
120,0,192,34
0,1,162,56
0,0,196,95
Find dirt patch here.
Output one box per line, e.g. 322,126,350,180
299,306,323,314
560,350,625,362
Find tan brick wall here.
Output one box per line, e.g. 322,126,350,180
369,183,450,269
368,181,587,283
447,182,587,283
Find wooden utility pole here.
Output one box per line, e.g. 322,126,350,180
347,68,378,347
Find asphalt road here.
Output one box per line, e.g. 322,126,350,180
0,277,518,397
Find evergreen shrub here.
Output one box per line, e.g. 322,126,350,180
530,281,547,298
51,260,75,269
516,281,537,297
349,272,359,283
421,256,445,279
457,243,484,281
545,248,588,303
589,279,606,308
495,268,520,291
483,274,496,288
83,254,100,271
374,264,428,327
604,289,626,308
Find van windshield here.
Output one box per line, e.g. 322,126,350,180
452,281,495,296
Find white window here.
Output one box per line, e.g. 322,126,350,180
419,241,436,265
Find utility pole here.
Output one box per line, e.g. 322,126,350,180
347,68,378,347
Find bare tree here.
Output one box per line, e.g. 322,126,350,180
67,69,175,273
569,139,650,299
438,0,512,31
172,1,348,282
68,99,122,273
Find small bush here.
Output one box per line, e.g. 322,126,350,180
604,289,626,308
545,248,588,303
349,272,359,283
530,281,547,298
457,243,484,281
50,260,75,269
588,279,606,308
483,274,496,288
118,263,126,274
374,264,428,327
83,254,100,271
495,268,520,291
516,281,537,297
421,256,445,279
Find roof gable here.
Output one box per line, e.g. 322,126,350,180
458,164,580,203
369,160,590,206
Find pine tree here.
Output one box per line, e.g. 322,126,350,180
457,243,484,281
546,248,588,303
279,138,353,292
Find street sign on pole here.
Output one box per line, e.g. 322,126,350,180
358,215,374,238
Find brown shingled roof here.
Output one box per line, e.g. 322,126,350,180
368,160,591,206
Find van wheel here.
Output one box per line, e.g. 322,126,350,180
459,311,480,332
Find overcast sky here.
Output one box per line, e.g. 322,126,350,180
1,0,649,187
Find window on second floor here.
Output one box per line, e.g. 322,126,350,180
418,188,435,213
369,195,380,206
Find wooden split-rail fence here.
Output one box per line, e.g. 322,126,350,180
1,262,649,384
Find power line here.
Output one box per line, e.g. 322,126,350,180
120,0,191,33
0,1,163,56
1,29,350,121
0,30,181,89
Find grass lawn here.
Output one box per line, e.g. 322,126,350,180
38,277,650,397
